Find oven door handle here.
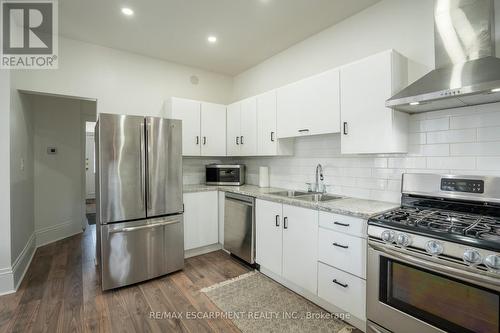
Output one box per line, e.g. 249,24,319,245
369,241,500,288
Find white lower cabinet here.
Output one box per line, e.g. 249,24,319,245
183,191,218,250
318,228,367,278
282,204,318,294
318,262,366,321
256,200,318,294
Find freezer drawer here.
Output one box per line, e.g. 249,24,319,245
224,193,255,264
100,215,184,290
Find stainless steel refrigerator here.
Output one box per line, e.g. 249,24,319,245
95,113,184,290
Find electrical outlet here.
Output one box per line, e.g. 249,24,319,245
20,158,24,171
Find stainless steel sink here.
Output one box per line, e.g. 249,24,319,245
295,193,343,202
270,190,310,198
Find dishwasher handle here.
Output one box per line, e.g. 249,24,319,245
225,193,255,206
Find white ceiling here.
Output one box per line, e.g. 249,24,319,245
59,0,380,75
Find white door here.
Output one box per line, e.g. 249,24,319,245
226,102,241,156
240,97,258,156
85,133,95,199
255,199,283,276
257,91,278,155
169,98,201,156
183,191,219,250
201,102,226,156
282,204,318,294
340,51,394,154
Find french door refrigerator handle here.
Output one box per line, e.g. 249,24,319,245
108,219,181,234
139,121,146,211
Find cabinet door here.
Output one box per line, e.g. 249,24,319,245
183,191,218,250
168,98,201,156
304,69,341,136
201,102,226,156
226,102,241,156
340,50,407,154
240,97,258,156
282,204,318,294
257,91,278,155
256,199,283,276
277,83,300,139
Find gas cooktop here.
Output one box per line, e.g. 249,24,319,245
369,174,500,252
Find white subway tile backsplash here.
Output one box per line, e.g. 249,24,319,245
388,157,427,169
426,129,476,144
412,118,449,133
408,144,449,156
450,111,500,129
451,142,500,156
477,127,500,142
409,133,426,145
427,157,476,170
477,157,500,170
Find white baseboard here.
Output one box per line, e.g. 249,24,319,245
185,243,222,258
35,220,83,247
0,266,15,296
0,233,36,296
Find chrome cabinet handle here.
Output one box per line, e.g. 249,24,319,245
203,136,206,145
275,215,280,227
271,131,275,142
332,279,348,288
333,242,349,249
334,221,350,227
343,122,348,135
196,136,199,145
283,217,288,229
240,136,244,144
236,136,239,145
298,129,309,133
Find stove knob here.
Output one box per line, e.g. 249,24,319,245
396,233,411,247
381,230,395,243
463,249,482,266
484,255,500,272
425,240,443,256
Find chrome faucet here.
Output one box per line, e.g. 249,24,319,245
315,164,325,193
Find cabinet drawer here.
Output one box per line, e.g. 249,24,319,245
318,228,366,278
318,262,366,320
319,211,366,238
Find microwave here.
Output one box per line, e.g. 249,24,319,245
206,164,245,186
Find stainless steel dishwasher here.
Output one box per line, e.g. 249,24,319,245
224,192,255,265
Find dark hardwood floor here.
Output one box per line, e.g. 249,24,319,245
0,227,249,333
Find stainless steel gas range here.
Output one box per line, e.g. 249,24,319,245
367,173,500,333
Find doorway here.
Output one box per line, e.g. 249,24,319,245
85,121,96,225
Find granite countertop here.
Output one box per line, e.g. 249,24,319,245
183,184,398,219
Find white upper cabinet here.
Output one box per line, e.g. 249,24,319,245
277,68,341,139
226,98,258,156
226,102,242,156
166,98,201,156
201,102,226,156
257,90,294,156
340,50,409,154
240,97,258,156
166,97,226,156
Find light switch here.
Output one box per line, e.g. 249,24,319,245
20,158,24,171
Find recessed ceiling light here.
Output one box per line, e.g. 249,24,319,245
207,36,217,44
409,102,420,106
491,88,500,93
121,7,134,16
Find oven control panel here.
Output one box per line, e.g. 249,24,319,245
441,178,484,193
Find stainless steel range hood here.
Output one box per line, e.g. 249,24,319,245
386,0,500,113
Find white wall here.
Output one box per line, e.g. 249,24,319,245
32,95,96,246
0,70,13,294
12,37,233,116
233,0,435,100
10,89,35,266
